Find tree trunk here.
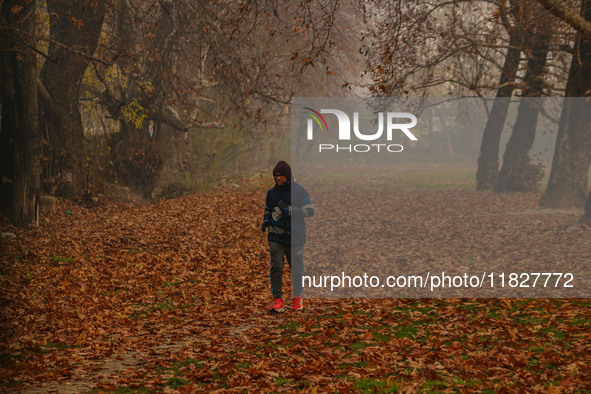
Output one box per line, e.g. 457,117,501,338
542,0,591,209
0,0,41,228
39,0,106,198
495,28,550,192
476,31,522,190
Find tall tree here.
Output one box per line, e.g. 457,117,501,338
475,22,522,190
495,22,551,192
38,0,106,198
476,0,556,190
0,0,41,228
540,0,591,209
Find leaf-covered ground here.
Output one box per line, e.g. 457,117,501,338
1,171,590,393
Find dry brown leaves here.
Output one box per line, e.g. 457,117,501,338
0,178,590,392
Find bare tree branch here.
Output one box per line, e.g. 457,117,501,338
535,0,591,39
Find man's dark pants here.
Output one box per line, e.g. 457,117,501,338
269,241,304,300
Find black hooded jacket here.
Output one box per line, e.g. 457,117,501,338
263,162,314,245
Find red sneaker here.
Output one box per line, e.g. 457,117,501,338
292,297,303,311
270,298,284,314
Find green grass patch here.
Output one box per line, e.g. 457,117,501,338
508,300,532,312
174,359,204,370
46,342,70,350
34,342,70,354
573,300,591,308
527,357,540,367
349,341,370,351
352,309,371,316
512,316,547,325
127,303,152,321
394,325,418,339
50,255,74,264
257,342,280,351
558,316,589,326
452,378,477,388
372,332,391,342
393,304,437,318
278,321,300,330
404,367,421,375
164,377,189,389
171,359,203,376
338,361,372,369
544,381,559,388
541,327,566,340
458,304,479,312
274,376,294,386
127,298,179,321
528,346,545,353
353,377,400,393
360,325,378,332
546,362,559,370
157,301,174,312
423,379,448,390
153,359,204,377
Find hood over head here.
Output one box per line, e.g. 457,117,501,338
273,160,292,182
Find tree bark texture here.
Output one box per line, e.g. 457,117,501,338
476,31,522,190
39,0,106,198
542,0,591,209
495,28,550,192
0,0,41,228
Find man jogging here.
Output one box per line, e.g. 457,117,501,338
261,161,314,313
